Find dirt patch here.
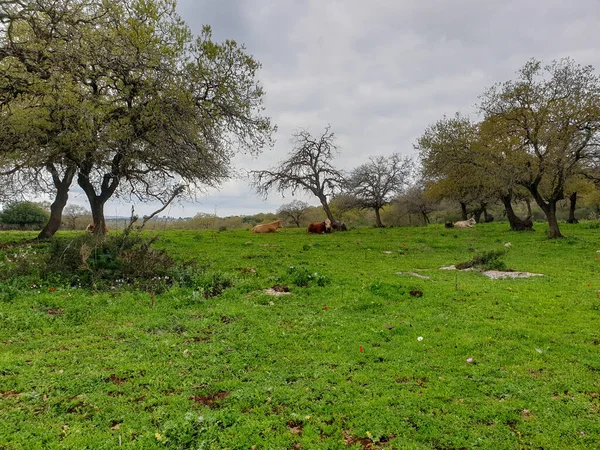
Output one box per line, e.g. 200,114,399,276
189,391,231,408
287,420,303,435
396,272,430,279
483,270,544,279
343,430,376,449
343,430,396,449
1,390,21,399
107,374,128,385
264,284,291,296
440,265,477,271
440,266,544,279
409,290,423,297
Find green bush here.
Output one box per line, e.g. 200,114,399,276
287,266,331,287
45,232,174,289
0,202,49,228
456,249,507,271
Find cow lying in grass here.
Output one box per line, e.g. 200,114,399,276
308,219,331,234
86,224,109,233
454,218,476,228
252,220,283,233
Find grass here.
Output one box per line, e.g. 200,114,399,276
0,222,599,449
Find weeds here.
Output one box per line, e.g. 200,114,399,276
456,249,507,271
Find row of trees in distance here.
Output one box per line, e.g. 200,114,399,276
252,59,600,237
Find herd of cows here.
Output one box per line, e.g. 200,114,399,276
251,217,478,233
251,218,348,234
84,217,475,235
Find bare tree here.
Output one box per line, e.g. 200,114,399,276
395,181,439,225
252,126,343,221
62,204,92,230
345,153,413,227
277,200,309,227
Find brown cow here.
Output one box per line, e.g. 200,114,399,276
308,219,332,234
252,220,283,233
86,223,110,233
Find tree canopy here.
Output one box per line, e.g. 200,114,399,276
0,0,275,236
479,58,600,237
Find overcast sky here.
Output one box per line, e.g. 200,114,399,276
69,0,600,218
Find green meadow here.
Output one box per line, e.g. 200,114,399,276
1,222,599,449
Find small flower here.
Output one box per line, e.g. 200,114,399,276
359,345,363,353
466,358,473,363
366,431,373,438
155,432,162,441
417,336,423,341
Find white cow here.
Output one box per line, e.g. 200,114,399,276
454,218,476,228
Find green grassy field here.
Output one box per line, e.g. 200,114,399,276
1,222,599,449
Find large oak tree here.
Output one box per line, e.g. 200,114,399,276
0,0,274,236
479,58,600,237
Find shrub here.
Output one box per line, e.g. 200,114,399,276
195,271,237,298
456,249,507,271
287,266,331,287
45,232,174,289
0,202,49,228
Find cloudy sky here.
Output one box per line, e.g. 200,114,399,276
72,0,600,218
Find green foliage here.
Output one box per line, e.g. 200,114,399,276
194,271,237,299
287,265,331,287
44,232,174,289
1,223,600,448
456,249,507,271
0,202,49,228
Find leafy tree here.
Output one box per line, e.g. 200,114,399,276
252,126,343,222
416,113,492,220
345,153,412,227
0,0,275,237
479,58,600,237
277,200,309,227
0,201,49,228
477,116,534,230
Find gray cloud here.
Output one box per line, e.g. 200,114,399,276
95,0,600,216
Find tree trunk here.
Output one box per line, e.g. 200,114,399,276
78,169,119,237
319,196,334,222
421,212,430,225
501,194,533,231
89,197,108,236
567,192,578,224
37,165,77,240
545,201,562,238
374,207,384,227
528,187,563,238
459,202,468,220
473,209,483,224
525,198,532,218
483,206,494,223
